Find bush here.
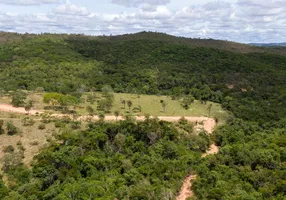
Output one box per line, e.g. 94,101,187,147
38,124,46,130
6,122,18,135
70,121,81,130
55,121,65,128
178,117,188,125
0,120,4,135
22,117,35,126
11,91,27,107
41,114,52,123
3,145,15,153
30,140,39,146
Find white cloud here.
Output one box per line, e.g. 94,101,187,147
0,0,286,43
111,0,170,7
53,1,90,16
0,0,59,5
136,6,172,19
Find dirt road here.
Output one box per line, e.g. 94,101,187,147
0,104,215,133
0,104,40,115
176,128,219,200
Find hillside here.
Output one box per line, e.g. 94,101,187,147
0,31,285,200
0,31,285,122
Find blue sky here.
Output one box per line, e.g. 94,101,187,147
0,0,285,43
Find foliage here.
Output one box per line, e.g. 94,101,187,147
38,123,46,130
6,122,18,135
192,119,286,199
11,91,27,107
181,95,195,110
0,119,4,135
0,32,285,199
3,145,15,153
22,117,35,126
0,33,285,121
0,119,210,199
24,100,33,114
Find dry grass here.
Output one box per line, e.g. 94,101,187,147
0,114,57,168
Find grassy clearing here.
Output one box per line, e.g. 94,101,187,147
77,93,230,121
0,92,230,122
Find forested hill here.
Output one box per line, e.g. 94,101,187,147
0,31,286,122
0,32,285,200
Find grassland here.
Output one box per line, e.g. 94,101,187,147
0,92,230,122
78,93,229,120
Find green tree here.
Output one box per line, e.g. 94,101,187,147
98,112,105,122
0,120,4,135
114,110,120,121
24,100,33,114
86,105,94,116
207,104,213,117
160,100,167,113
181,95,195,110
127,100,133,111
11,91,27,107
121,99,126,109
6,122,18,135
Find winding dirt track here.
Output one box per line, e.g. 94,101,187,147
175,122,219,200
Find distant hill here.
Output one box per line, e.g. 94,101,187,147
0,31,286,122
250,42,286,47
1,31,286,55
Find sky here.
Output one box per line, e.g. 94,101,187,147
0,0,285,43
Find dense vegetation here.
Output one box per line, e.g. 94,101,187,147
1,119,210,199
194,119,286,199
0,32,285,122
0,32,285,199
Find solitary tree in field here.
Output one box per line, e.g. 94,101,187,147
127,100,133,111
121,99,126,109
181,95,195,110
207,103,213,117
114,110,120,121
160,100,167,113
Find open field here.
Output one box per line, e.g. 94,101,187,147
1,92,230,122
80,93,228,117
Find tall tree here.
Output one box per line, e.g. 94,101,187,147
127,100,133,111
114,110,120,121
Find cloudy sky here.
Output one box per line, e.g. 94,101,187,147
0,0,285,43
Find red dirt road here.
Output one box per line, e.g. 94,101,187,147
0,104,215,133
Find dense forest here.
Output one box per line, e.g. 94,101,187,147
0,32,285,199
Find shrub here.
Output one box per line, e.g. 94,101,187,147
70,121,81,129
55,121,65,128
11,91,27,107
30,140,39,146
0,120,4,135
38,124,46,130
3,145,15,153
41,114,52,123
6,122,18,135
22,117,35,126
178,117,188,125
